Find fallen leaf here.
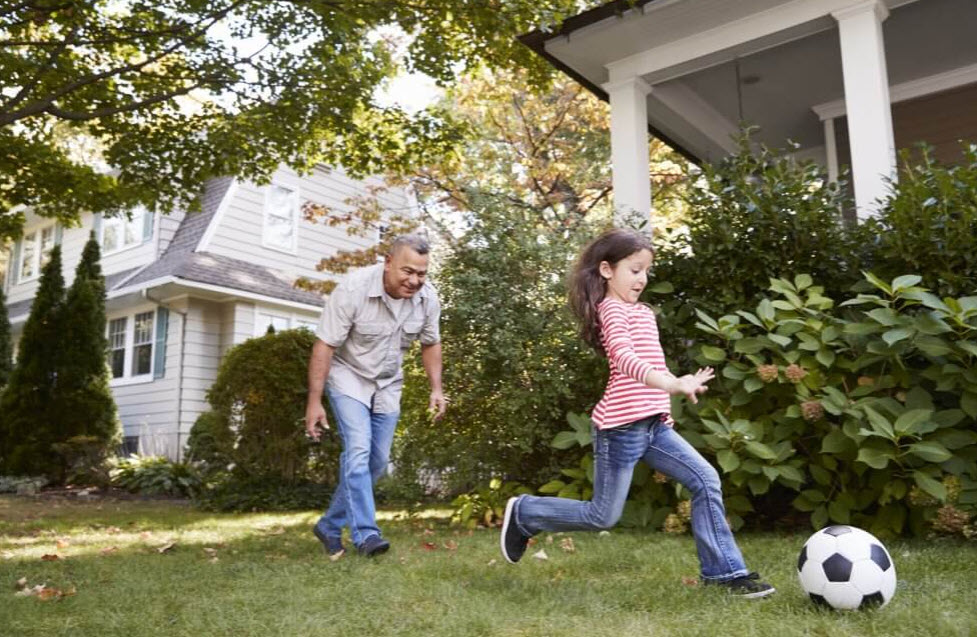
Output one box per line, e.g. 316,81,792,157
328,549,345,562
56,539,70,550
63,586,77,597
15,584,45,597
139,531,152,540
157,542,176,554
532,549,549,561
208,557,219,564
527,537,537,546
545,535,554,544
263,526,286,536
422,528,435,536
40,554,60,561
37,587,60,601
15,577,27,590
598,530,611,538
2,551,14,560
203,548,218,557
106,527,122,535
487,559,497,566
559,537,575,553
681,576,699,587
99,546,118,556
443,540,458,551
421,542,437,551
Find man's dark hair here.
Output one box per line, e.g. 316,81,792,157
389,233,430,256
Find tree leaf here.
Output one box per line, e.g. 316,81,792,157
856,447,892,469
907,441,952,463
913,471,947,502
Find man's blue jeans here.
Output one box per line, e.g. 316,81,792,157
315,387,399,547
514,414,749,582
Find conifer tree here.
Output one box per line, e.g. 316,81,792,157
0,283,11,388
58,233,119,459
0,245,65,476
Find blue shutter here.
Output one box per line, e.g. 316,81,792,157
93,213,103,242
54,224,63,245
142,209,154,243
10,240,22,286
153,307,169,379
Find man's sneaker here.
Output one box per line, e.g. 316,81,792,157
500,497,531,564
712,572,776,599
312,525,345,558
358,534,391,557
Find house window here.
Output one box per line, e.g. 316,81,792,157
107,310,155,381
256,311,290,335
120,436,139,456
17,224,57,283
102,207,147,255
263,184,298,252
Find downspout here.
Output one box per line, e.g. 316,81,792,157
143,289,188,462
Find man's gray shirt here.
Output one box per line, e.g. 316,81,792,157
316,263,440,413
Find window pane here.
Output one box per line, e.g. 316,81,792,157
111,349,125,378
108,317,127,378
124,215,141,246
20,233,36,279
103,223,119,252
133,311,154,345
132,343,152,376
264,185,295,250
40,227,55,267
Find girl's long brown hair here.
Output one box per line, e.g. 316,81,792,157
569,228,653,356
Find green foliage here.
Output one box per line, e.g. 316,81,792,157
0,0,590,238
0,283,11,388
109,455,200,498
538,412,685,529
0,245,65,477
867,143,977,298
51,435,113,487
187,328,340,487
192,475,334,513
396,192,608,492
57,234,120,461
686,273,977,537
450,478,533,529
652,132,875,367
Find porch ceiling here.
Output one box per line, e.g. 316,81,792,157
524,0,977,162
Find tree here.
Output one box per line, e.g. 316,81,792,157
301,68,689,490
57,233,119,461
0,282,11,388
0,244,65,476
0,0,593,239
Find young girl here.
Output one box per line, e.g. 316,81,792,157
500,228,774,598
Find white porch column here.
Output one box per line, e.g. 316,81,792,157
824,118,839,184
604,76,652,229
832,0,896,218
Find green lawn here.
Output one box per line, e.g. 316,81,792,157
1,495,976,637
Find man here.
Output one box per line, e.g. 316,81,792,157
305,233,445,558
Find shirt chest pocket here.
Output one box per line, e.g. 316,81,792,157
400,320,424,349
353,321,386,343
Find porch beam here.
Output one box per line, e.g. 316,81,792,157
833,0,896,218
605,76,652,228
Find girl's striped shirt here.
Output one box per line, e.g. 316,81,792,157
591,297,673,429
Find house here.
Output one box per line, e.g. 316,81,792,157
520,0,977,223
3,166,410,459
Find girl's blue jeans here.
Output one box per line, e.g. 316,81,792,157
315,387,399,548
514,414,750,582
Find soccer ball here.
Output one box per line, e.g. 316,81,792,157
797,525,896,610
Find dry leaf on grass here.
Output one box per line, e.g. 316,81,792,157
15,577,28,590
559,537,575,553
2,551,15,560
14,582,76,601
139,531,152,540
487,559,497,567
99,546,119,556
56,539,70,549
105,527,122,535
681,576,699,587
203,548,218,557
421,542,438,551
156,542,176,554
328,550,345,562
262,526,286,536
40,554,60,561
443,540,459,551
532,549,549,561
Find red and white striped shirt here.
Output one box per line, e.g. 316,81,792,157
591,298,673,429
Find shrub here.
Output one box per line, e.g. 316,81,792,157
450,478,532,529
868,143,977,298
52,435,113,487
684,273,977,537
109,455,200,497
192,475,334,512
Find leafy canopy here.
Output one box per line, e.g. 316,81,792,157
0,0,594,239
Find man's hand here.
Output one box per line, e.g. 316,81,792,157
429,389,448,420
672,367,715,404
305,400,329,441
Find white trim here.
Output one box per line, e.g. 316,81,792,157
109,375,156,388
824,118,840,183
99,206,149,257
260,182,300,255
106,304,157,384
109,275,323,312
15,222,57,284
648,83,739,155
812,62,977,121
195,179,239,252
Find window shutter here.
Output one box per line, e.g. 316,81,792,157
93,213,102,241
153,307,169,379
10,240,22,286
142,210,154,243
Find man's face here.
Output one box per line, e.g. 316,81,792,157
383,247,429,299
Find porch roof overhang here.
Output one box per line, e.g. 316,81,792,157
520,0,977,165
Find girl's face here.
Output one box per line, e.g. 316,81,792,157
600,249,653,304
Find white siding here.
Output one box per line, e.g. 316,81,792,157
177,298,223,444
203,165,409,287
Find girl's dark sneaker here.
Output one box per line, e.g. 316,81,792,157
713,572,776,598
500,497,531,564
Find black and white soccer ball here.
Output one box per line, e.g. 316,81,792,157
797,525,896,610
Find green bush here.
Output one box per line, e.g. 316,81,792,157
186,328,341,510
683,273,977,537
109,455,200,497
52,435,113,487
450,478,532,529
868,143,977,298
